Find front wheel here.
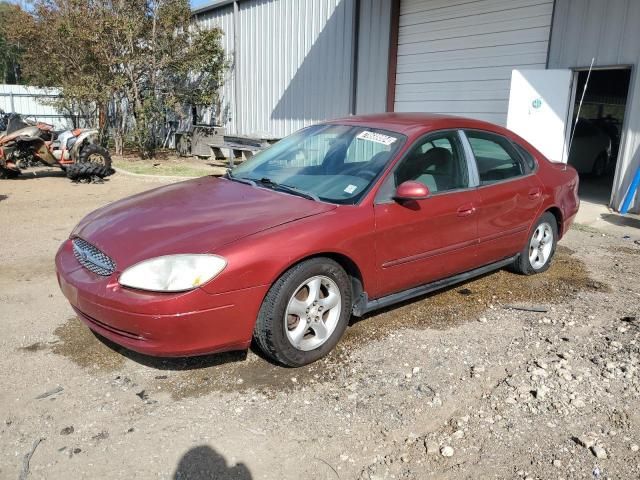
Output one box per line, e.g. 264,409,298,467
0,166,20,179
78,144,112,169
253,258,352,367
513,212,558,275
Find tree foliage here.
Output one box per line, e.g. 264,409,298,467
0,2,24,84
7,0,228,157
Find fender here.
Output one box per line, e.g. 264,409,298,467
70,129,100,160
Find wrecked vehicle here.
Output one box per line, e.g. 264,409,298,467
0,111,113,181
56,113,579,367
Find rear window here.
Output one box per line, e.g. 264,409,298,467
465,131,525,185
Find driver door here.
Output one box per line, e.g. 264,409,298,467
373,130,481,297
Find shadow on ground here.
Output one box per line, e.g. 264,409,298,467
174,446,252,480
12,169,67,179
601,213,640,230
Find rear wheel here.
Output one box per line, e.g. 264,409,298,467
68,144,114,182
253,258,352,367
65,162,114,181
513,212,558,275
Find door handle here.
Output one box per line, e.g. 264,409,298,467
457,204,476,217
528,188,541,199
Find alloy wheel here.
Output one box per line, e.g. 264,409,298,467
529,222,553,270
284,275,342,351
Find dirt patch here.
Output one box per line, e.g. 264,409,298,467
342,246,608,345
51,317,126,371
0,259,56,283
608,245,640,256
572,223,608,235
4,170,640,479
48,246,607,400
150,353,337,400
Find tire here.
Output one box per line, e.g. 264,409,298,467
591,152,608,177
0,166,20,179
78,144,112,169
512,212,558,275
253,258,353,367
66,162,114,181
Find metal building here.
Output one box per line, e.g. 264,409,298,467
193,0,640,213
0,84,75,129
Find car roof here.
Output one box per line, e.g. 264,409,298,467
327,112,512,137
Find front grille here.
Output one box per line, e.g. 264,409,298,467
72,238,116,276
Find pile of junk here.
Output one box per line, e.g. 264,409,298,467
0,110,113,182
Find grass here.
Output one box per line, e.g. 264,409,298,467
113,158,223,177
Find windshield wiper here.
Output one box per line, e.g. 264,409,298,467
224,170,256,186
256,177,319,202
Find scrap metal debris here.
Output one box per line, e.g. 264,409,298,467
35,386,63,399
19,437,43,480
504,304,549,313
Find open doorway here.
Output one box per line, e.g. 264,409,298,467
568,68,631,205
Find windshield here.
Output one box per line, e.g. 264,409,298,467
230,124,405,204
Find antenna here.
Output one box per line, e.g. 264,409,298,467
567,57,595,158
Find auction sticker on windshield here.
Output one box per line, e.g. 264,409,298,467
356,131,397,146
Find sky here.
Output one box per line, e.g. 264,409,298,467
4,0,216,11
191,0,214,9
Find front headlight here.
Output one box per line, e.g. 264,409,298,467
119,254,227,292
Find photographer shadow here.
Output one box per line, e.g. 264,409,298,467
173,445,252,480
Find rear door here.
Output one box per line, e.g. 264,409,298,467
373,130,480,297
462,130,543,263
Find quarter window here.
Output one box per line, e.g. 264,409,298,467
513,143,537,171
465,131,525,185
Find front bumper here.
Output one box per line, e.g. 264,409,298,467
55,239,269,357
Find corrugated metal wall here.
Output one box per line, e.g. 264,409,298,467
355,0,392,114
394,0,554,125
548,0,640,212
193,4,236,133
196,0,357,138
0,84,75,129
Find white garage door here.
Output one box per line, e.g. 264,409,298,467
394,0,554,125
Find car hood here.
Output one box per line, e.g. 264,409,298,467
73,176,337,269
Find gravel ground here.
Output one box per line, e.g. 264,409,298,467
1,170,639,479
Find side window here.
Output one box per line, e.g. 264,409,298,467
394,132,469,194
465,131,524,185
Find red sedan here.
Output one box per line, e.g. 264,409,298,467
56,114,579,367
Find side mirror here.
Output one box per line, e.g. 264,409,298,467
393,181,430,202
